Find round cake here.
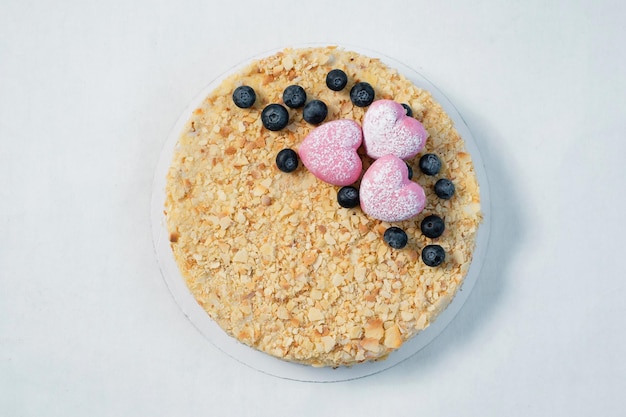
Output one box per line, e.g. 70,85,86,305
164,46,482,367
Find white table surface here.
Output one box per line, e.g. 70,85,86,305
2,1,625,415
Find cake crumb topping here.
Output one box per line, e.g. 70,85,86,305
165,46,482,367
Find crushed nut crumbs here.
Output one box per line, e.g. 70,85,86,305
165,46,482,367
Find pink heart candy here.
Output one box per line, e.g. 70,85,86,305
359,154,426,222
298,119,363,186
362,100,428,160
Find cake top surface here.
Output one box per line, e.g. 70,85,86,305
164,46,482,367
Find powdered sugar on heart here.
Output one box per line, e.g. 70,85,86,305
298,119,363,186
359,154,426,222
362,100,428,160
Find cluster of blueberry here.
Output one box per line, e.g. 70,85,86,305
382,152,450,266
231,69,454,267
232,69,376,131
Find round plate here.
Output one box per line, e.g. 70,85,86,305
151,45,491,382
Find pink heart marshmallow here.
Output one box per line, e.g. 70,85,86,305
362,100,428,160
298,119,363,186
359,154,426,222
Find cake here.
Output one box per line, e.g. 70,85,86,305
164,46,482,367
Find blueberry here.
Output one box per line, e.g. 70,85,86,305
418,153,441,176
303,100,328,124
420,215,445,238
401,103,413,117
282,85,307,109
326,69,348,91
406,162,413,180
434,178,455,199
422,245,445,267
261,104,289,131
232,86,256,108
276,148,299,173
337,186,359,208
350,82,375,107
383,227,408,249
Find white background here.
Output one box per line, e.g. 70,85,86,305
1,1,625,416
